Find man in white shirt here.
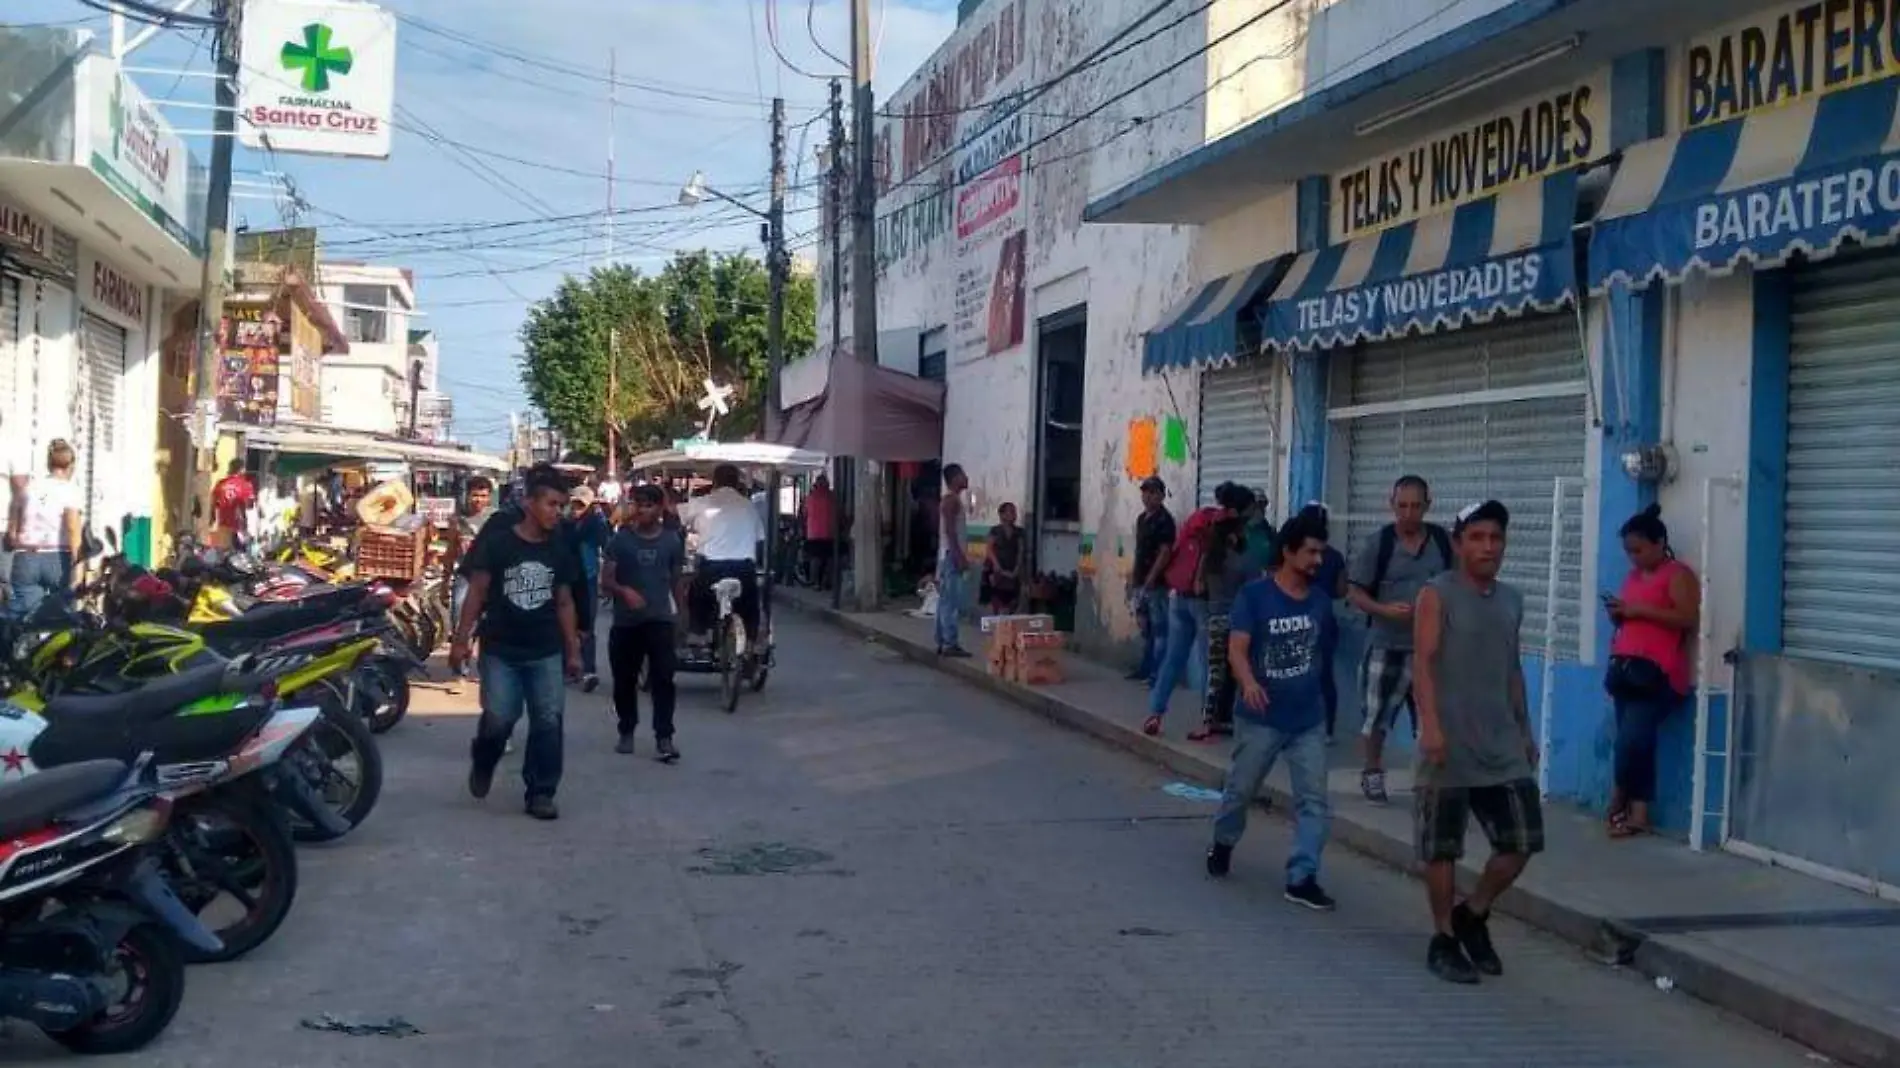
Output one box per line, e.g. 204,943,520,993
678,463,764,648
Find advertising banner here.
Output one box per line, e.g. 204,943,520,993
217,304,282,425
949,87,1028,364
86,59,194,252
1685,0,1900,130
237,0,398,158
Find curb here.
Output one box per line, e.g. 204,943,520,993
786,598,1898,1068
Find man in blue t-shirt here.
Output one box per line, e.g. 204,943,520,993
1204,510,1337,911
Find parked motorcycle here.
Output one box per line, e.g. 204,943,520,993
0,661,342,963
0,758,223,1053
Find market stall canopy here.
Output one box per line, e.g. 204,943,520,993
625,441,829,474
242,425,509,472
769,348,945,462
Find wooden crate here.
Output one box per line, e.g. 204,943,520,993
356,525,426,580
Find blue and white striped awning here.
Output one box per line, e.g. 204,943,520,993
1259,170,1580,352
1590,79,1900,290
1141,256,1288,374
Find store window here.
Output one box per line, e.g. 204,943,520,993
342,284,389,344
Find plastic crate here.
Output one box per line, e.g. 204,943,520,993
356,526,426,580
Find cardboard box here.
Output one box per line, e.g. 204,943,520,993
979,613,1054,634
1012,630,1066,685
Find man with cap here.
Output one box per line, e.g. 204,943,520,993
1127,476,1176,682
1412,499,1541,985
563,483,612,691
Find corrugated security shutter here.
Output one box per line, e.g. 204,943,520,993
1197,358,1280,507
0,276,18,429
1783,251,1900,669
79,313,127,524
1333,314,1588,657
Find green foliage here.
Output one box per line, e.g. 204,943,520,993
517,250,815,456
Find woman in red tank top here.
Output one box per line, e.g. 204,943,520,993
1603,505,1701,838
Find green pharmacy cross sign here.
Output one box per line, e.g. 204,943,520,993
281,23,353,93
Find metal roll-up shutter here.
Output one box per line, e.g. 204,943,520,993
0,275,18,428
1197,358,1280,507
1783,251,1900,669
78,313,127,524
1332,313,1589,656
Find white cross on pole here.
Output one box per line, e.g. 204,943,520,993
696,378,734,437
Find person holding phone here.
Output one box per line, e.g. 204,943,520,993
1204,510,1336,912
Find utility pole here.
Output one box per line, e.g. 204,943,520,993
190,0,241,533
764,96,787,616
406,359,422,438
848,0,883,612
827,77,845,611
604,48,619,478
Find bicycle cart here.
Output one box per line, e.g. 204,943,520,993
623,441,828,712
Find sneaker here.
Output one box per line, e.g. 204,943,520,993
1284,877,1337,911
467,761,494,800
656,737,680,764
1427,933,1481,985
615,732,636,755
1360,769,1389,805
939,645,973,659
582,674,600,693
1452,903,1503,976
525,796,560,821
1205,843,1233,878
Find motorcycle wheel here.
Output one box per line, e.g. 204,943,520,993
47,923,187,1054
357,655,411,734
288,704,384,844
719,618,742,714
167,793,298,964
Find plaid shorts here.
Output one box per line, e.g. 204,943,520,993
1359,646,1416,736
1414,778,1545,864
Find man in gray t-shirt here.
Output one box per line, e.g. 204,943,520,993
603,485,687,762
1345,475,1453,805
1412,499,1542,987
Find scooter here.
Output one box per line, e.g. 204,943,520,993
0,758,224,1053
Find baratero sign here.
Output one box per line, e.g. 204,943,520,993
237,0,397,159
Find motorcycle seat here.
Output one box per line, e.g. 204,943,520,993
196,597,363,645
42,663,262,722
0,759,128,841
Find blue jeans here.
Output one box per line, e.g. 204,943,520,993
9,550,71,621
1613,691,1684,804
1148,594,1207,718
1213,718,1331,884
470,653,566,800
1133,589,1170,679
935,558,965,650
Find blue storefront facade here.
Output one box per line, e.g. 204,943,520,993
1099,0,1900,890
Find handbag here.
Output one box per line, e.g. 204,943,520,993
1604,654,1672,700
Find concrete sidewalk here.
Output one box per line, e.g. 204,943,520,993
782,590,1900,1068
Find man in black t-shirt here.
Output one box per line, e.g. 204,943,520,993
450,470,583,820
1128,476,1177,683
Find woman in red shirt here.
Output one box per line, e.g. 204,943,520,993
1603,504,1701,838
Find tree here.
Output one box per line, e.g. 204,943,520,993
517,250,816,457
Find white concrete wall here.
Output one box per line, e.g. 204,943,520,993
1660,272,1754,682
319,362,402,434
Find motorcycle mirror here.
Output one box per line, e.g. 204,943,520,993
105,526,119,550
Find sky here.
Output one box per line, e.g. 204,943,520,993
12,0,959,450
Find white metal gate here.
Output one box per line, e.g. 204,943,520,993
1783,251,1900,670
1326,313,1590,654
1196,358,1280,507
78,313,126,525
0,275,18,438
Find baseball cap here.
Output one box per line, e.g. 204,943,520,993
1139,476,1166,494
571,484,597,506
1454,499,1510,533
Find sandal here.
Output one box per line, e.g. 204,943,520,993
1186,720,1219,743
1607,813,1650,839
1141,715,1163,737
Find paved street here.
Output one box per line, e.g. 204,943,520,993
4,616,1820,1067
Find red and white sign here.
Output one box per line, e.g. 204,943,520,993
80,251,147,332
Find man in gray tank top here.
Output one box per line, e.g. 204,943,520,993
1411,499,1542,986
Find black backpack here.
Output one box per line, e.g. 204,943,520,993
1367,522,1452,598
